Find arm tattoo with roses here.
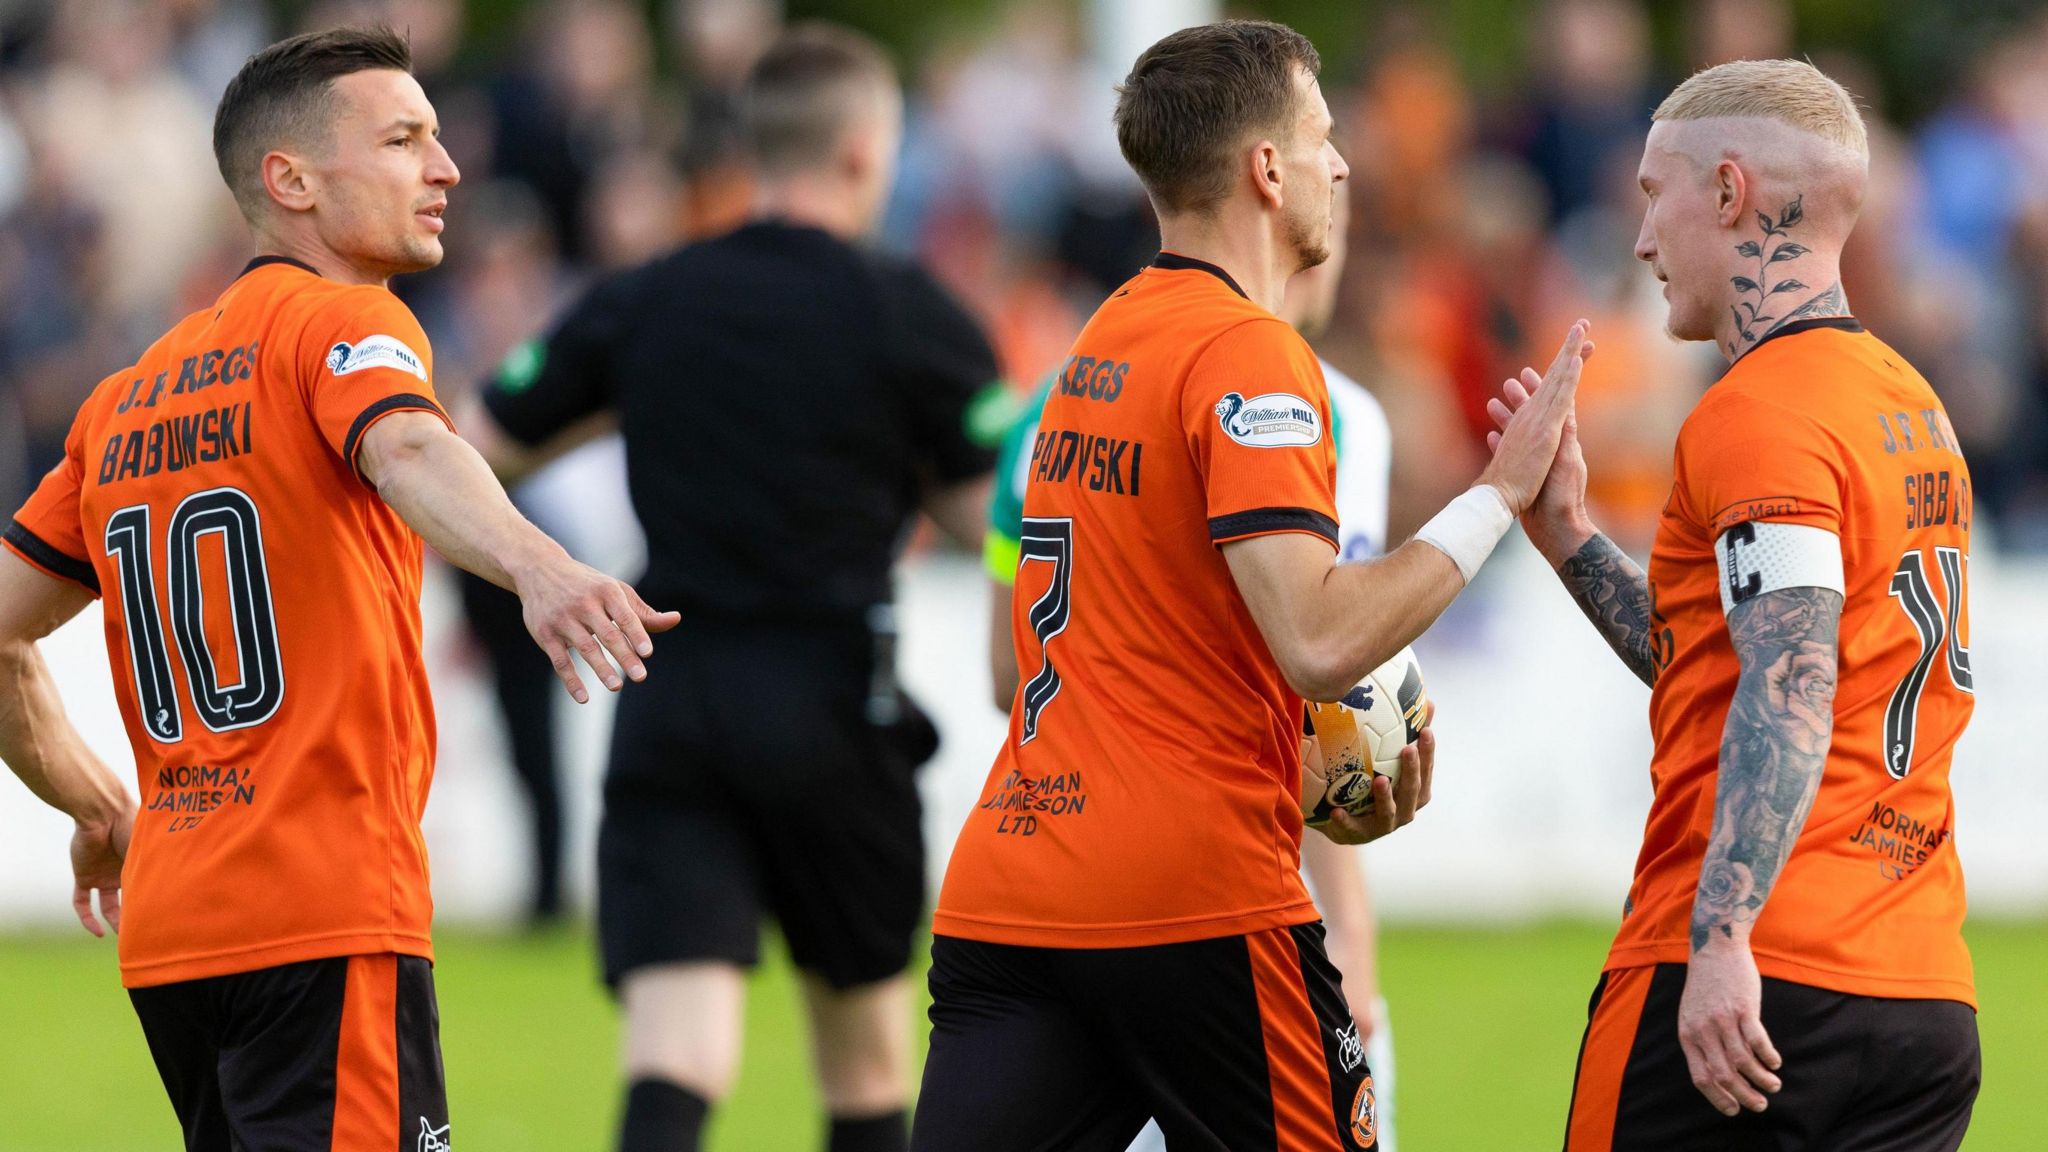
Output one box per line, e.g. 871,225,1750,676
1690,585,1842,954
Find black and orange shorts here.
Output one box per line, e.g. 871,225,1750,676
910,921,1379,1152
128,954,449,1152
1564,963,1978,1152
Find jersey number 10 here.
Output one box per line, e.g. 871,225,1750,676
1884,546,1971,779
104,486,285,744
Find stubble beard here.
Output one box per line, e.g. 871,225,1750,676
403,234,445,273
326,196,444,279
385,226,444,276
1285,202,1329,275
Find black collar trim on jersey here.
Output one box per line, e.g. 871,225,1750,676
238,255,322,280
1150,252,1250,300
1749,316,1862,354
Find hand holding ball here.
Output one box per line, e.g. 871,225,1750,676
1301,646,1430,827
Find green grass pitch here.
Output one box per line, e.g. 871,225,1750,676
0,920,2041,1150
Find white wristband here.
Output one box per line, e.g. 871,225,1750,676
1415,484,1515,584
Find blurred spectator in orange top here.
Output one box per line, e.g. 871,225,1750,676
1344,26,1471,244
1371,147,1572,481
1341,33,1483,438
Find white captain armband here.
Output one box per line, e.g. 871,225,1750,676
1715,521,1844,614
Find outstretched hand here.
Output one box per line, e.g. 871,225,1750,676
516,556,682,703
1477,321,1594,516
1485,370,1592,557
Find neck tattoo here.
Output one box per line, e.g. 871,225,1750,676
1726,193,1850,358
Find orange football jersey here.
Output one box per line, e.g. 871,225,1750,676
933,254,1338,949
3,257,451,988
1610,318,1975,1004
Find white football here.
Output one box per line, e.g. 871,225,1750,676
1300,646,1429,826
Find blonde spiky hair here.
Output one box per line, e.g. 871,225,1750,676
1653,59,1867,156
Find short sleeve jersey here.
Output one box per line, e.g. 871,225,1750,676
2,257,451,988
936,254,1339,949
1612,318,1976,1005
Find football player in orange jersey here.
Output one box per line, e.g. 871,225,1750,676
984,191,1406,1152
1489,61,1981,1150
0,27,676,1151
916,20,1587,1152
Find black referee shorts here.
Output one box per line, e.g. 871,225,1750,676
597,620,929,991
128,954,448,1152
911,922,1380,1152
1564,963,1979,1151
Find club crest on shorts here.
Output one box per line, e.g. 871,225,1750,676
417,1117,450,1152
1214,391,1321,448
1350,1075,1377,1148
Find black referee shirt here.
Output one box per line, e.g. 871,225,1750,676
484,221,1001,623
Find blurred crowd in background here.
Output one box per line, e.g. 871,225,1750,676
3,0,2048,556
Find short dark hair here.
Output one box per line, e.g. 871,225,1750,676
1114,20,1321,215
213,26,413,220
741,22,897,175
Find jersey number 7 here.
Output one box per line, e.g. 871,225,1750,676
1016,517,1073,745
104,486,285,744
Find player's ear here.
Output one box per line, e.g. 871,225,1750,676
1713,159,1747,228
1251,139,1284,211
262,149,317,215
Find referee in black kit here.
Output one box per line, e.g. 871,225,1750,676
470,23,1001,1152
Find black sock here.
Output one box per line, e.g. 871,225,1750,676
828,1109,907,1152
618,1078,709,1152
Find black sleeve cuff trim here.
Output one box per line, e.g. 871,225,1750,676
1208,507,1338,545
4,519,99,594
343,393,448,482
